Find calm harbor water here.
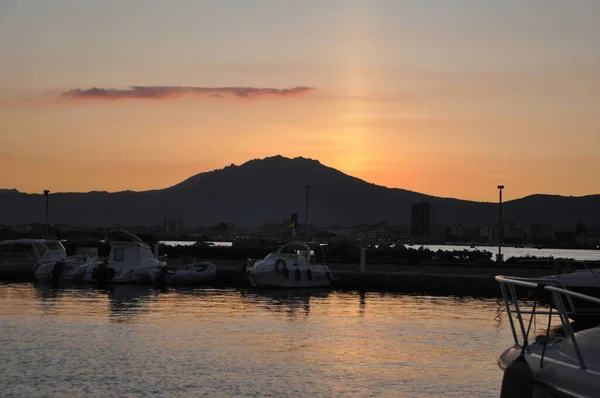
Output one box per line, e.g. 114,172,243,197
0,283,517,397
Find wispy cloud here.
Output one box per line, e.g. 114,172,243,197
0,152,15,161
60,86,315,101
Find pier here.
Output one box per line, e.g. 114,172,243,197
166,258,555,297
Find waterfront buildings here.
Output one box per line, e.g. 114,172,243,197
411,202,435,243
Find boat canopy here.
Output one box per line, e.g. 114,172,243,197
263,251,302,260
0,239,66,262
43,240,66,251
109,241,155,264
107,230,144,244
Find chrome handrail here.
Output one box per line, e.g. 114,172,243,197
544,284,600,306
496,275,600,370
495,275,538,288
496,276,539,347
496,275,578,313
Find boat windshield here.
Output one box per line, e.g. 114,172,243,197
140,246,155,259
45,240,66,252
33,243,49,258
264,252,299,260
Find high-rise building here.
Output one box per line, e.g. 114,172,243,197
411,202,435,242
163,219,182,237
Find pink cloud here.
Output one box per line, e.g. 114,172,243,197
60,86,315,101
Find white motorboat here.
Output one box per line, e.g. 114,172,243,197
0,239,53,279
496,275,600,398
0,238,97,281
35,244,101,283
245,242,333,288
168,258,217,286
83,232,168,285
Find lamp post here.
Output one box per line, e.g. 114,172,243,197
497,185,504,262
43,190,50,238
304,185,311,242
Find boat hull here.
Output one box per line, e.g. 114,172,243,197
499,345,600,398
83,264,168,285
34,261,95,284
536,271,600,327
541,286,600,328
565,287,600,328
0,262,37,281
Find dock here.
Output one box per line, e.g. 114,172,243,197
167,258,555,297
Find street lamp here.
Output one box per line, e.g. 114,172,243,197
43,190,50,238
497,185,504,262
304,185,311,242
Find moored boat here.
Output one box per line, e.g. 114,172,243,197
532,262,600,327
245,242,333,288
82,231,168,285
35,244,101,283
496,275,600,398
0,238,98,282
168,258,217,286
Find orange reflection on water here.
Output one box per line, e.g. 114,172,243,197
0,284,511,397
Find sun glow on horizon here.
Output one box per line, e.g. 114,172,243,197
1,1,599,200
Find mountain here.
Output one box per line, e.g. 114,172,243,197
1,155,599,227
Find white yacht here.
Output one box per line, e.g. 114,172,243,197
245,242,333,288
0,239,96,281
496,275,600,398
83,232,168,285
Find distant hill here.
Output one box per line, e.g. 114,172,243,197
1,155,599,227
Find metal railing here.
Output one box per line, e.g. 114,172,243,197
497,275,578,313
496,275,600,370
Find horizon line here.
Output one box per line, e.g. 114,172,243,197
0,155,597,201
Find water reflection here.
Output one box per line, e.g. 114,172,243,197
28,283,165,322
240,288,331,318
32,284,64,317
34,283,60,300
359,291,366,317
167,286,225,298
0,283,512,397
106,285,164,323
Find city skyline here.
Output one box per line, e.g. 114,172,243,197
1,1,600,201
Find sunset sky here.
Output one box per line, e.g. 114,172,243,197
1,0,599,201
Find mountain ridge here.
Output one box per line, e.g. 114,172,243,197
1,155,599,227
3,155,598,201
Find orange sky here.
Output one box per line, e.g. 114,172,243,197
1,1,599,202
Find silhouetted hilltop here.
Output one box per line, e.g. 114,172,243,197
1,155,599,227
